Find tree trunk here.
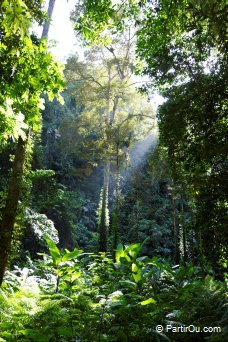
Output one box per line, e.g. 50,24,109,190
0,136,28,285
41,0,56,39
98,66,112,252
112,143,121,255
170,186,180,264
98,162,110,252
179,194,187,264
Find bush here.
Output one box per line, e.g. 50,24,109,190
0,241,227,341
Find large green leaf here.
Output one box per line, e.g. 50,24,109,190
115,243,124,263
44,235,61,266
132,262,142,283
62,248,83,262
125,243,141,260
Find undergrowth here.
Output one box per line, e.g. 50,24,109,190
0,238,227,341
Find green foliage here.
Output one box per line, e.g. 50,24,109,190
141,1,227,267
26,209,59,243
19,209,59,262
63,49,154,164
119,146,193,262
31,174,87,247
0,2,226,340
0,240,227,341
0,0,64,143
60,42,155,253
0,0,64,284
44,235,82,265
72,0,228,270
158,73,227,266
71,0,142,45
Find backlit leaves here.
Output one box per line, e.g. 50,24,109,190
0,0,64,143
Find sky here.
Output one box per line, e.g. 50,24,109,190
41,0,80,61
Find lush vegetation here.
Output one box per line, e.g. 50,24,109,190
0,0,227,341
0,239,227,341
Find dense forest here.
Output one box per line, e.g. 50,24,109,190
0,0,227,341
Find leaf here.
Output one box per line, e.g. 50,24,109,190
57,326,73,337
108,291,123,299
132,262,138,273
71,272,81,281
115,243,124,263
119,279,136,288
62,248,83,262
44,235,61,265
140,297,156,305
132,262,142,283
125,243,141,260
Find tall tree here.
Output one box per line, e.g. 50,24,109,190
72,0,227,268
64,39,155,252
0,0,63,285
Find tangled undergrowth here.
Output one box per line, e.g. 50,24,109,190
0,239,227,341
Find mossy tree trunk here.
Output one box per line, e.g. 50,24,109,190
0,136,28,285
98,162,110,252
170,185,180,264
112,142,121,255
